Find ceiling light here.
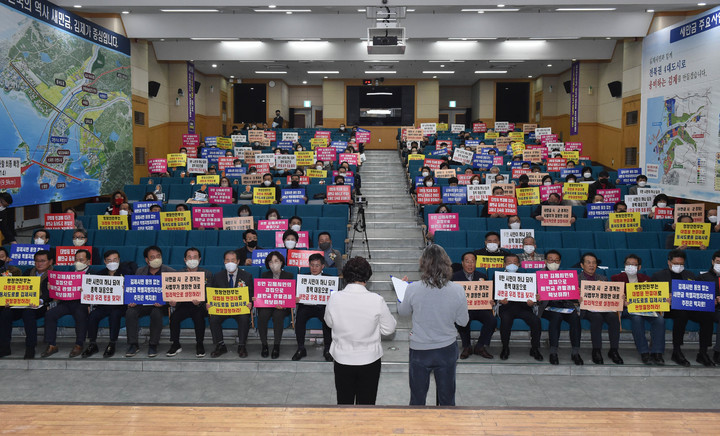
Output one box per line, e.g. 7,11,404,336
497,4,505,7
528,75,533,78
364,71,396,74
288,41,329,48
698,2,707,5
269,4,276,8
308,71,339,74
364,60,400,63
407,9,415,12
286,11,292,14
302,80,307,84
121,10,130,14
448,37,497,40
253,9,312,12
433,76,437,79
475,70,508,74
646,9,655,12
324,76,328,79
440,64,445,67
211,64,217,68
358,8,366,12
73,5,82,8
555,8,616,11
255,71,287,74
160,38,165,41
605,37,612,40
230,75,234,78
547,64,553,67
489,60,524,63
160,9,219,12
423,71,455,74
461,8,519,12
191,37,240,41
367,92,393,96
367,109,392,115
530,37,579,40
429,60,465,63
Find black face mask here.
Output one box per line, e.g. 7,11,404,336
291,181,300,188
246,240,257,248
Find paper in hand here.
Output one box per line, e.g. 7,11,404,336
391,275,409,303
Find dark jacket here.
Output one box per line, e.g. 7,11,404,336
210,268,255,300
24,267,51,306
610,272,651,283
260,270,294,280
451,269,487,282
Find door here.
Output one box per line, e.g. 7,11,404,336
293,113,306,128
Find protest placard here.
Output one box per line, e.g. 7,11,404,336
580,281,624,312
421,123,437,135
281,188,306,205
671,280,715,312
539,184,563,202
81,274,124,305
295,274,339,306
231,134,247,144
476,255,504,269
217,157,235,171
516,187,540,206
48,271,84,300
355,128,371,142
473,123,487,133
452,148,474,165
196,175,219,185
536,270,579,300
441,186,467,204
241,174,262,186
124,275,164,305
541,205,572,226
521,261,546,270
423,158,443,171
0,277,40,307
456,281,493,310
608,212,641,232
434,169,456,180
192,207,223,229
490,183,515,197
186,158,208,174
98,215,128,230
500,229,534,250
416,187,442,204
625,194,654,215
674,222,711,247
160,211,192,230
206,287,250,315
253,278,296,308
148,158,167,174
535,127,552,138
133,202,162,214
183,134,200,147
674,203,705,222
162,272,205,302
326,185,352,203
10,244,49,266
653,207,674,220
627,282,670,313
223,217,254,231
55,246,91,266
251,249,287,267
563,183,589,201
287,250,324,268
586,203,614,219
282,131,299,142
275,231,309,249
208,187,234,204
467,184,491,202
167,153,187,168
617,168,642,184
597,188,621,204
406,128,424,141
295,151,316,166
257,219,288,231
338,153,359,165
494,272,537,302
428,213,459,235
487,196,518,215
44,213,75,230
524,148,543,164
253,187,276,205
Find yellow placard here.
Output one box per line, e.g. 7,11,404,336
216,137,232,149
206,287,251,315
0,276,41,306
476,255,504,269
98,215,129,230
437,123,449,131
196,175,220,185
484,132,499,139
627,282,670,313
674,222,711,247
306,169,327,178
253,187,276,204
608,212,642,232
408,154,425,161
310,138,328,148
562,183,589,201
509,132,524,141
295,151,316,166
511,142,526,156
167,153,187,168
516,187,540,206
160,211,192,230
561,151,580,161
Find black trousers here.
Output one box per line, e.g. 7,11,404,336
583,311,620,349
87,305,125,343
456,309,496,348
669,309,714,350
295,304,332,351
209,314,250,346
125,305,165,346
499,303,541,348
334,358,382,405
257,308,290,346
169,303,206,344
543,310,581,349
0,306,46,352
44,300,88,346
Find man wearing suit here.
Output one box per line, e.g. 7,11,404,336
125,246,176,358
697,250,720,364
0,249,52,359
651,249,715,367
292,253,334,362
452,252,495,359
209,250,254,358
318,232,343,272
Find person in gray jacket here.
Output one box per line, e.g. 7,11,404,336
398,244,469,406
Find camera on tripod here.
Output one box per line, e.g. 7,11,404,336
354,195,368,205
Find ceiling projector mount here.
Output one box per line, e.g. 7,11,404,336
366,3,406,54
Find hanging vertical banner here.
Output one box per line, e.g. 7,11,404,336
570,60,580,136
187,61,196,133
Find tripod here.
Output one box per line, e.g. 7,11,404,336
349,202,371,259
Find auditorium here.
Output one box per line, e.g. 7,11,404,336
1,0,720,433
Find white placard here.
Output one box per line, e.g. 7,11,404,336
494,272,537,302
234,146,251,160
637,187,662,197
80,274,124,305
535,127,552,138
254,154,275,165
467,184,491,202
421,123,437,135
500,229,535,250
295,274,339,306
282,131,299,142
451,123,465,133
494,121,509,133
452,148,474,166
625,194,654,215
231,134,247,143
275,154,297,170
186,158,208,174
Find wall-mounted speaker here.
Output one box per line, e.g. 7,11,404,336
148,81,160,98
608,81,622,98
563,80,572,94
194,81,201,94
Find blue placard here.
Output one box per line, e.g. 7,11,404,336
224,167,247,178
204,136,218,147
671,280,715,312
133,201,162,213
465,140,480,147
281,188,306,205
586,203,614,219
331,141,348,153
251,248,287,266
480,147,499,155
617,168,642,185
428,149,448,157
472,154,493,170
441,186,467,204
201,147,225,164
415,176,437,187
510,161,531,169
124,275,164,305
131,212,161,231
340,175,354,187
10,244,50,266
560,168,583,178
277,141,294,151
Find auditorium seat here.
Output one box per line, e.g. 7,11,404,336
593,249,618,268
575,218,604,232
187,230,219,247
94,230,126,246
156,231,188,246
561,231,592,249
594,232,626,249
125,230,158,247
626,232,659,250
434,231,466,248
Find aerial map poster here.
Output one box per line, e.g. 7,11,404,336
0,0,132,207
640,6,720,203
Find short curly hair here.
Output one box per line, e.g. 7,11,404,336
342,257,373,284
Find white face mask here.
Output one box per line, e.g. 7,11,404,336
185,259,200,269
546,262,560,271
425,181,433,187
567,179,576,184
544,181,552,186
509,222,521,230
285,240,297,249
269,262,282,273
505,264,519,273
422,171,430,177
638,181,647,187
316,166,323,170
709,216,718,223
119,210,129,216
625,265,638,276
290,224,301,232
523,245,535,254
73,238,86,247
583,172,592,178
0,206,5,212
149,258,163,269
225,262,238,273
106,262,119,272
671,264,684,274
657,202,667,208
472,180,480,185
75,261,88,272
263,180,272,186
34,238,46,245
486,242,499,252
714,264,720,274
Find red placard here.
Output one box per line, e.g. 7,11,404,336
286,176,310,185
511,168,531,179
275,231,310,249
287,250,324,268
416,187,442,204
597,188,621,203
473,123,487,133
192,207,223,229
508,123,516,131
249,163,270,174
654,207,674,219
264,130,277,141
55,246,92,266
48,271,84,300
217,157,235,171
148,158,168,174
258,219,288,231
355,129,371,142
315,131,332,139
326,185,352,203
183,134,200,147
423,158,443,170
183,146,197,158
44,213,75,230
547,158,567,172
316,147,337,162
338,153,358,165
487,195,518,215
208,187,234,204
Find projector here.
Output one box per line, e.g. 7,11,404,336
373,36,398,46
367,27,406,54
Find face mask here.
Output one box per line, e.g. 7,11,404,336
625,265,638,276
425,181,433,187
291,181,300,188
74,261,87,271
34,238,46,245
638,181,646,187
568,179,576,184
546,262,560,271
422,171,430,177
263,180,272,187
316,166,323,170
285,240,297,249
105,262,119,272
714,264,720,274
115,198,123,205
73,238,86,247
472,180,480,185
221,183,229,187
657,202,667,208
506,264,519,273
583,172,591,178
119,210,129,216
671,264,684,274
0,206,5,212
269,262,282,273
246,240,257,248
291,224,301,232
497,179,505,183
149,258,163,269
509,222,521,230
709,216,718,223
185,259,200,269
523,245,535,254
544,181,552,186
486,243,499,252
319,241,331,251
225,262,238,273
